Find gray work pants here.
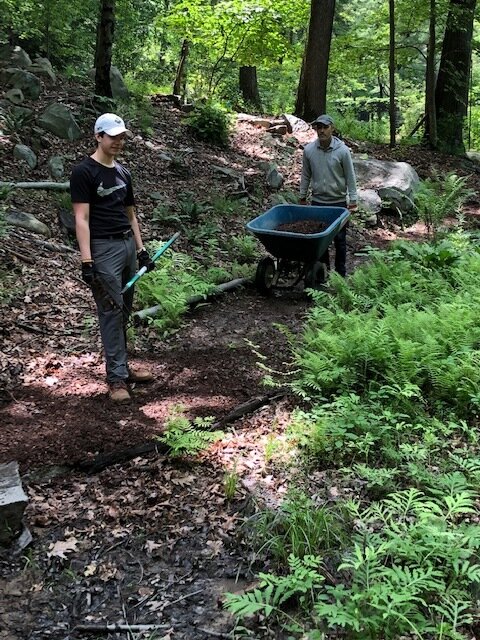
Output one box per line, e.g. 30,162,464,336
91,236,136,383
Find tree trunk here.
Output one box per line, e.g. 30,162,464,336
388,0,396,147
294,0,336,122
173,39,189,98
435,0,476,154
239,65,262,112
425,0,437,146
94,0,115,98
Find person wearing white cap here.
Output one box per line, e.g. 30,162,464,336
70,113,155,403
299,114,357,277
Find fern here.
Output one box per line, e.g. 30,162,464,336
224,554,324,621
156,407,223,457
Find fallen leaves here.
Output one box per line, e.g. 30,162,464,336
47,537,78,559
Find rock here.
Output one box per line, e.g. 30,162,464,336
281,114,311,134
110,65,129,99
357,188,382,215
466,151,480,164
5,209,51,237
353,156,419,213
10,46,32,69
266,166,284,190
212,165,243,180
0,67,18,85
13,144,37,169
237,113,272,129
57,208,76,240
0,462,28,546
38,103,82,140
144,141,173,161
267,124,288,136
28,57,56,83
9,69,41,100
10,105,34,124
47,155,65,179
5,88,24,105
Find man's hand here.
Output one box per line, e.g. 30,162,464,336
81,261,95,286
137,249,155,272
348,203,358,212
299,198,308,205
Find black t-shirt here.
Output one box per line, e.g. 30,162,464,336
70,157,135,237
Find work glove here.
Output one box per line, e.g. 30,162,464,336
81,261,95,286
137,249,155,272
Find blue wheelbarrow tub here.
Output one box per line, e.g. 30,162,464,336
246,204,349,263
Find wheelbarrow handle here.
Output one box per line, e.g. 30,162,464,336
121,231,181,294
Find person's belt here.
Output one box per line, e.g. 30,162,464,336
91,229,133,240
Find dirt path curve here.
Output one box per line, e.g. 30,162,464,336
0,286,307,640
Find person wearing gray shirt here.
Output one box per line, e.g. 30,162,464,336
299,114,357,277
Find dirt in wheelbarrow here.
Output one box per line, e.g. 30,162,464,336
276,219,330,234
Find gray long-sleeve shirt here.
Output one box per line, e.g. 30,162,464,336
299,136,357,204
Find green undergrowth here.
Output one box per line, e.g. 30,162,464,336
225,231,480,640
134,249,252,335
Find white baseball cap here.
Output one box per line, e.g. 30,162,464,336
94,113,132,137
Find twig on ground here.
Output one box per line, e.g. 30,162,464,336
73,623,170,633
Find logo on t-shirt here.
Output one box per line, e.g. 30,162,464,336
97,181,126,197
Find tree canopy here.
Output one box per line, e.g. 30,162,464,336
2,0,479,153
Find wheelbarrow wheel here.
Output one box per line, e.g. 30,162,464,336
305,261,327,290
255,257,276,295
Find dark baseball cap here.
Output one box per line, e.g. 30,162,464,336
310,114,334,126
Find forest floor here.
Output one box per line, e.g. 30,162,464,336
1,82,480,640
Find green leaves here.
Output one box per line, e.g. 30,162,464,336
224,554,324,622
157,407,223,457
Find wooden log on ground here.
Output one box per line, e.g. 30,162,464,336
74,387,287,474
0,181,70,191
10,230,76,253
133,277,251,322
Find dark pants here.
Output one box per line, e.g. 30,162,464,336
312,200,348,277
91,235,137,383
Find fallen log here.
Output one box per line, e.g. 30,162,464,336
10,230,76,253
74,387,287,474
133,277,251,322
0,181,70,191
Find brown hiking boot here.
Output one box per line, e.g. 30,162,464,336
108,380,131,403
127,366,154,383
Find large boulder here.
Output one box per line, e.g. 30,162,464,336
110,65,129,99
9,69,41,100
38,103,82,140
28,57,56,83
353,156,419,212
10,46,32,69
6,209,51,237
13,143,37,169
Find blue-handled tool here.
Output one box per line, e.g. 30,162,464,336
121,231,181,294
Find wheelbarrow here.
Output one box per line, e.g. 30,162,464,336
246,204,349,294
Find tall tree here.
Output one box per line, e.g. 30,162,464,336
435,0,476,153
388,0,396,147
425,0,437,147
239,66,262,111
294,0,336,122
94,0,115,98
173,38,189,97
